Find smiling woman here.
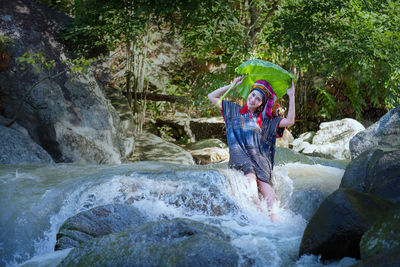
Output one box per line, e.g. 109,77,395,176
208,77,295,221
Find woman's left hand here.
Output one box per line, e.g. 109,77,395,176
287,80,295,98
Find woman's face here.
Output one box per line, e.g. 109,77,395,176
247,90,264,110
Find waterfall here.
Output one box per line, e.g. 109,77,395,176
0,161,357,267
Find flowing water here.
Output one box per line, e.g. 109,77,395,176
0,161,358,267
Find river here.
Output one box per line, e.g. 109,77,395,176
0,160,358,266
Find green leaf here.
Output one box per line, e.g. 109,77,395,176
235,59,295,98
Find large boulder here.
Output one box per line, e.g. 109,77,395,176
274,147,348,169
299,188,396,260
55,204,150,251
353,247,400,267
292,131,316,153
0,125,53,164
190,147,229,164
132,132,194,165
186,138,228,164
155,113,195,143
59,218,239,267
185,138,227,150
288,187,331,221
276,129,294,148
340,146,400,204
350,106,400,159
293,119,365,160
189,117,227,142
359,209,400,261
0,0,126,163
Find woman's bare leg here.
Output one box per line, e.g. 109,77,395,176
245,173,262,211
257,179,277,222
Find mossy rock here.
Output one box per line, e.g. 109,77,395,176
55,204,149,251
59,218,239,267
340,146,400,204
359,209,400,260
299,188,396,260
352,247,400,267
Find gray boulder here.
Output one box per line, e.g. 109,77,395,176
132,132,194,165
340,146,400,203
0,0,126,163
274,147,348,169
59,218,239,267
185,138,227,150
288,187,330,221
189,117,227,142
299,188,396,260
190,147,229,164
276,129,294,148
55,204,149,251
350,106,400,159
353,247,400,267
294,118,365,160
0,125,53,164
359,209,400,260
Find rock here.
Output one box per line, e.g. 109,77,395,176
190,147,229,164
155,113,195,143
274,147,348,169
359,209,400,260
189,117,227,142
0,115,30,138
59,218,239,267
295,119,365,160
0,125,54,164
299,188,396,260
276,129,294,148
353,247,400,267
288,187,330,221
340,146,400,203
186,138,227,150
292,131,316,152
350,106,400,159
55,204,149,251
0,0,127,164
132,132,194,165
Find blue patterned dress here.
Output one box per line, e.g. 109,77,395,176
222,100,284,184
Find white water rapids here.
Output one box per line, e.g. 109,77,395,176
0,161,358,266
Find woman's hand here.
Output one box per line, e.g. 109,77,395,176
232,76,244,88
286,80,295,98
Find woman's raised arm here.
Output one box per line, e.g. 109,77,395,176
279,80,295,128
208,76,244,107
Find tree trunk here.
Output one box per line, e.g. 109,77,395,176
126,40,132,108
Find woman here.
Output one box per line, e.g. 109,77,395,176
208,76,295,221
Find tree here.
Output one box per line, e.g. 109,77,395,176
268,0,400,121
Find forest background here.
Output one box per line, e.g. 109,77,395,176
36,0,400,137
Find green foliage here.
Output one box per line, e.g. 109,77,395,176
0,35,13,51
180,1,249,64
16,52,95,76
316,86,336,120
269,0,400,118
51,0,399,126
16,52,56,73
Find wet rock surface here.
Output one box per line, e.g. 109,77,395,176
0,125,53,164
340,146,400,203
299,188,396,260
55,204,150,251
59,218,239,267
350,106,400,159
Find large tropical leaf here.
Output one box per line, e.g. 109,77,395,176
235,59,295,98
